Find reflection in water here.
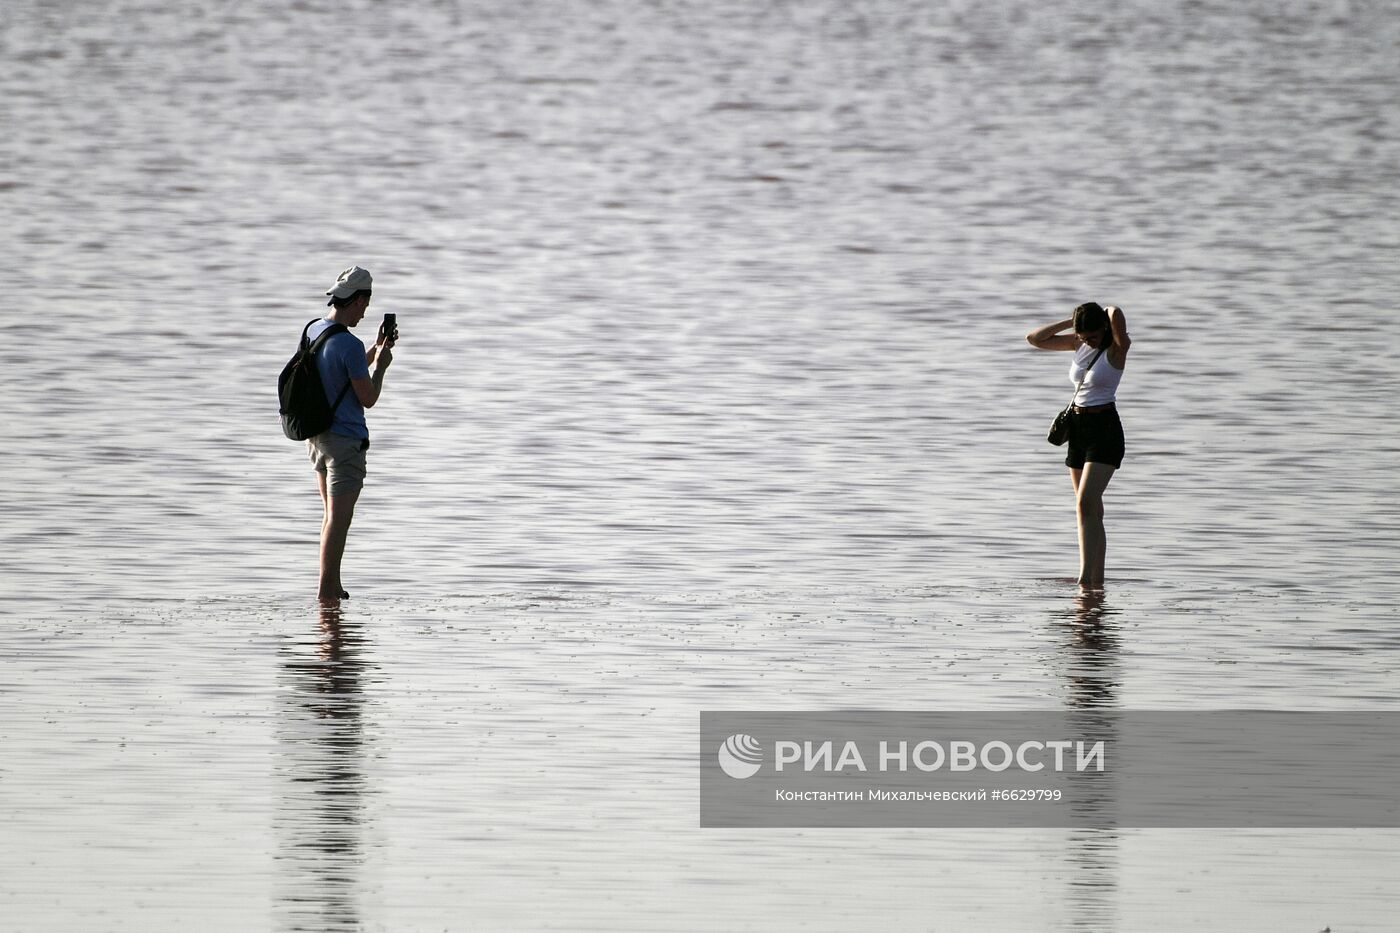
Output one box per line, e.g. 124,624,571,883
274,607,373,932
1056,590,1123,710
1063,827,1120,933
1053,589,1123,932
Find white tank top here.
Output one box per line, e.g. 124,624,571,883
1069,343,1123,407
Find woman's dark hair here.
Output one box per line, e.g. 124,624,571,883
1073,302,1110,336
329,289,372,309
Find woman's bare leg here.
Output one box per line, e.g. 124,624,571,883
1072,462,1116,588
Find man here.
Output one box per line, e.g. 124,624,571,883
307,265,396,603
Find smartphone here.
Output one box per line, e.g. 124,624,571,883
382,313,397,345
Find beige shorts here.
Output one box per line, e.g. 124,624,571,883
308,431,369,497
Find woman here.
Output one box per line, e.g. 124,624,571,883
1026,302,1131,588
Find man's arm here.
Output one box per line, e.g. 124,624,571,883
351,345,391,408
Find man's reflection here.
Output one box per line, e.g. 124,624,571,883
273,606,373,932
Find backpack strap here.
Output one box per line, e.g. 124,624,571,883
302,318,356,417
303,318,348,352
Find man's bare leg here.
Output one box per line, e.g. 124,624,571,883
317,471,331,545
318,483,360,603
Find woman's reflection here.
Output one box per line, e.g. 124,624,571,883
273,606,374,932
1053,588,1123,932
1056,588,1122,709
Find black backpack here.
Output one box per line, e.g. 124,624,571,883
278,318,353,441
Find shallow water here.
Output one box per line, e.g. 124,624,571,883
5,589,1399,931
4,0,1399,929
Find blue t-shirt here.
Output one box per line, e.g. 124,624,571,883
307,318,370,440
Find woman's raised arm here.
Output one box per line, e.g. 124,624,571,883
1027,317,1078,351
1106,305,1131,362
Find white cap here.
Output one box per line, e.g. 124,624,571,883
325,265,373,304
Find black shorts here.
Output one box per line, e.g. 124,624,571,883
1065,406,1125,470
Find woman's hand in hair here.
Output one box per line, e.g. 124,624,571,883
1027,317,1077,351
